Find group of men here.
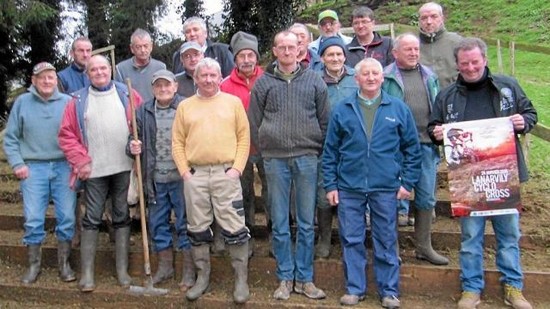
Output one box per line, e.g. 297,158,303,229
3,2,537,309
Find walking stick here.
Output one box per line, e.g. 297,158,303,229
126,79,168,296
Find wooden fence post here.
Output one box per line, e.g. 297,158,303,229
497,39,503,73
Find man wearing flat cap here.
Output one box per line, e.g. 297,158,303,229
128,69,195,290
175,41,204,97
220,31,267,259
309,9,352,55
4,62,77,285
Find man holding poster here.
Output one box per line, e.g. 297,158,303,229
428,37,537,309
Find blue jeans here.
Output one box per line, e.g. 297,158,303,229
20,160,76,245
264,155,317,282
149,180,191,252
460,214,523,293
398,143,439,214
338,190,400,298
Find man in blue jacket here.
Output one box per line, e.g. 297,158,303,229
323,58,421,308
58,37,92,94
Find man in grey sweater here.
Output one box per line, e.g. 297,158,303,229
248,30,329,301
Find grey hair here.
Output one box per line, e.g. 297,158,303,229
393,33,419,50
354,57,383,73
351,6,375,22
453,37,488,62
418,2,443,15
193,57,221,78
288,23,311,36
183,17,208,33
71,37,92,51
131,28,152,44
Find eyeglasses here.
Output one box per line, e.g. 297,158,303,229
275,45,297,52
320,20,336,27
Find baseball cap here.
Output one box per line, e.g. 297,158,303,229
318,10,339,23
151,69,176,84
180,41,202,55
32,62,56,75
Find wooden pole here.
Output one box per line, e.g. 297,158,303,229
497,39,503,73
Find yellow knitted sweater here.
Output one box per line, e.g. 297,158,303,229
172,91,250,174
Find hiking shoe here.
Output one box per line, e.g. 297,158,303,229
458,291,481,309
503,284,532,309
398,214,408,227
294,282,326,299
340,294,365,306
273,280,293,300
381,295,400,308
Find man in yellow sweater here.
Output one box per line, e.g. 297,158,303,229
172,57,251,304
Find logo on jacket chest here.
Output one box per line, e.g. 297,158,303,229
499,87,514,111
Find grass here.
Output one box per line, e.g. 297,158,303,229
300,0,550,179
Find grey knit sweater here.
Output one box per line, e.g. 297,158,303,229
248,62,329,158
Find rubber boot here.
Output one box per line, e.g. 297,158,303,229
315,207,332,259
229,242,250,303
211,222,225,256
414,209,449,265
115,227,132,287
58,241,76,282
79,229,98,292
179,249,196,292
21,244,41,284
152,249,174,284
186,244,210,301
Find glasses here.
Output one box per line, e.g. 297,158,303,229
320,20,336,27
276,45,297,52
352,19,374,27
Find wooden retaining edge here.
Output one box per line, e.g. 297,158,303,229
0,245,548,301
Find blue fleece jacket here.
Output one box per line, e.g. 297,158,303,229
3,86,71,170
322,91,422,194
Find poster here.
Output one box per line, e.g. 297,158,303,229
442,117,521,217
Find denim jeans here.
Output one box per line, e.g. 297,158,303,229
264,155,317,282
338,190,400,298
149,180,191,252
398,143,440,214
460,214,523,293
20,160,76,245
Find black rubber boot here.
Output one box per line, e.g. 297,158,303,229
21,244,41,284
152,249,174,284
415,209,449,265
186,244,210,301
115,226,132,287
179,249,196,292
58,241,76,282
79,229,98,292
229,242,250,303
315,207,333,259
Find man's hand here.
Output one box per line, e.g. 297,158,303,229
14,165,29,180
326,190,339,206
78,163,92,180
226,168,241,179
397,186,411,200
182,170,193,181
510,114,525,131
129,140,142,155
432,125,444,141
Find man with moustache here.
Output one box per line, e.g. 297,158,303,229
58,55,143,292
220,31,266,259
